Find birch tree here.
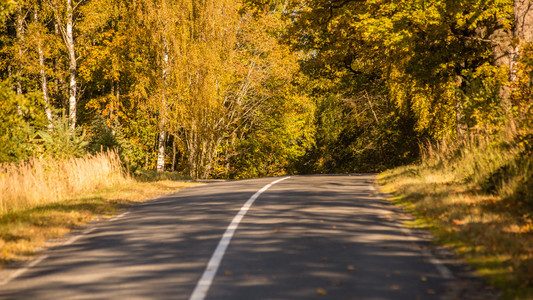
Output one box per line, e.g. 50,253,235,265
46,0,85,129
129,0,192,172
32,2,53,127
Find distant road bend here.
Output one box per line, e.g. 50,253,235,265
0,175,469,299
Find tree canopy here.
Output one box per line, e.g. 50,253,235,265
0,0,531,178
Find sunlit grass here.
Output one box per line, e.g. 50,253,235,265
0,180,199,268
379,132,533,299
0,151,129,213
0,152,201,269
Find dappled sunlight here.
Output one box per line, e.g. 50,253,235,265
0,176,455,300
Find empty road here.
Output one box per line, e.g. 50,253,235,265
0,175,480,299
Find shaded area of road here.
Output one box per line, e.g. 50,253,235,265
207,175,448,300
0,175,478,299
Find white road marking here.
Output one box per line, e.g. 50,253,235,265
0,254,48,286
371,183,454,279
421,248,454,279
112,211,130,221
63,227,96,246
0,227,96,286
188,177,291,300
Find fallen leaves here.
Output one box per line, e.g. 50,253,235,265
316,288,327,296
452,219,464,226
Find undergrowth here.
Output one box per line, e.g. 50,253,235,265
379,131,533,300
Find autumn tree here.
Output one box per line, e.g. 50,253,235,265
44,0,87,129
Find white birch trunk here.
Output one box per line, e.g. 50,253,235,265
156,129,167,172
65,0,77,130
156,36,170,172
34,7,53,128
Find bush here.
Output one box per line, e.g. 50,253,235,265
36,117,88,159
0,83,45,162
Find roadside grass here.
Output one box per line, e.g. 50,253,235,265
132,168,193,182
379,132,533,299
0,152,200,269
0,151,128,213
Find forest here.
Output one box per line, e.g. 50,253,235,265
0,0,531,179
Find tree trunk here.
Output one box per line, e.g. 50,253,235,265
15,6,25,115
156,129,167,172
35,6,53,128
187,125,198,178
455,75,468,138
172,136,177,172
156,36,170,172
114,80,120,128
109,80,119,134
489,1,533,129
508,0,533,130
65,0,77,130
513,0,533,57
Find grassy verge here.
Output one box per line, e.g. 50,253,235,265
0,180,200,268
0,153,201,269
379,132,533,299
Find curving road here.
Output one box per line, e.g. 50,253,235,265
0,175,479,299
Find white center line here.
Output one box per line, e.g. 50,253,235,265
188,176,290,300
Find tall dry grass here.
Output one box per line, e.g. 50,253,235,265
0,150,130,214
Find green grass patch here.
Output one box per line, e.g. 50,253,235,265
132,169,193,182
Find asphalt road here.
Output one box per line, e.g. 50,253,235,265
0,175,481,299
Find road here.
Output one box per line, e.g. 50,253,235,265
0,175,478,299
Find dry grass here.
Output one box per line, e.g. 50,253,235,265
0,152,201,269
0,151,129,213
0,180,200,268
379,132,533,299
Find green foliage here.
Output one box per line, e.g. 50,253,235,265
224,91,315,179
86,116,146,172
297,94,420,174
36,117,88,159
132,169,190,182
0,0,528,180
0,82,46,162
286,0,513,139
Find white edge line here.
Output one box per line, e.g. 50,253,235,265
0,254,49,286
421,248,454,279
188,176,291,300
112,211,130,221
372,181,454,279
0,226,97,286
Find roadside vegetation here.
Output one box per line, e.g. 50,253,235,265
0,151,199,268
379,129,533,299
